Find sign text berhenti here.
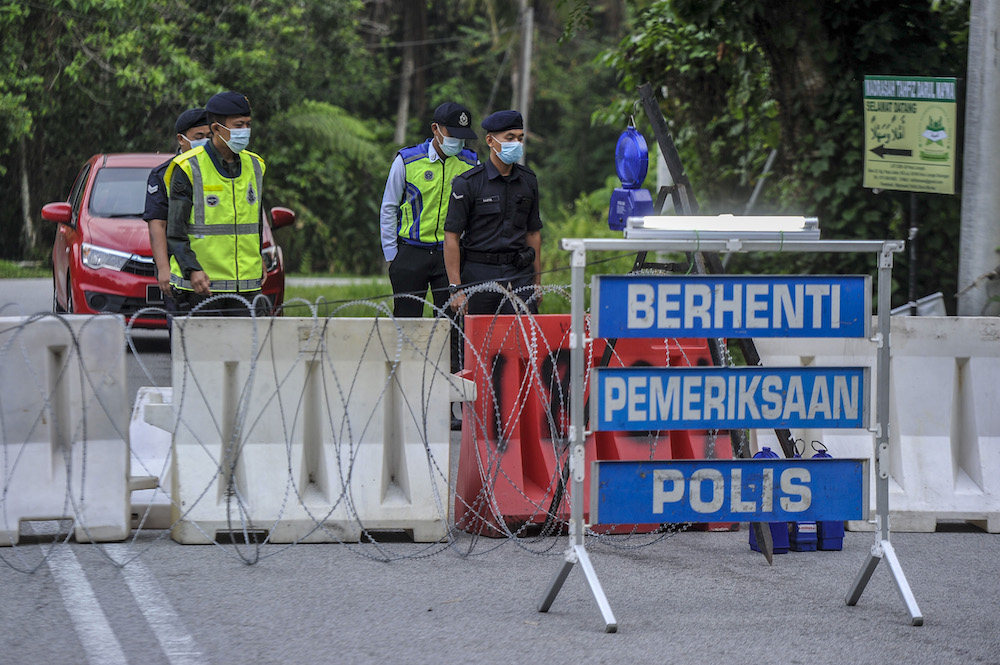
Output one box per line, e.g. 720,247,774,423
592,274,870,339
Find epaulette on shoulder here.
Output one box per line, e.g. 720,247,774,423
456,163,485,179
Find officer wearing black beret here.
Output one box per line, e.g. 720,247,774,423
444,109,542,315
166,91,269,316
143,108,210,320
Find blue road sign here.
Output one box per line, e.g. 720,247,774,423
590,458,869,525
591,274,871,339
591,366,869,431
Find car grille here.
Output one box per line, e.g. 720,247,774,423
122,256,156,276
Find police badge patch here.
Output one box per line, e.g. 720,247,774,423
424,171,434,181
206,194,219,207
247,183,257,204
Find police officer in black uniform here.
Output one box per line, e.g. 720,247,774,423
143,108,210,327
444,110,542,315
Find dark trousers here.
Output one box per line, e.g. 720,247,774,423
388,243,450,316
389,242,460,371
461,261,539,316
172,289,270,317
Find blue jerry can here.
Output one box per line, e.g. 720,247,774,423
812,444,845,550
789,444,817,552
748,447,789,554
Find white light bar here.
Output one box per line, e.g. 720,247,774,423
624,214,820,241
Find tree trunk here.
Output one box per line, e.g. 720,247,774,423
19,137,36,253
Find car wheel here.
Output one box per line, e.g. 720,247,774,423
52,274,65,313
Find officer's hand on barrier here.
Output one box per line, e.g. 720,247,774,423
450,289,467,313
534,283,544,307
191,270,211,295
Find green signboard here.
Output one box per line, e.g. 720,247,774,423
863,75,957,195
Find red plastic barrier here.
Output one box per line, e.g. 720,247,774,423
454,314,736,537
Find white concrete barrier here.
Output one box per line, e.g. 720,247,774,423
0,315,130,545
157,317,466,544
755,317,1000,532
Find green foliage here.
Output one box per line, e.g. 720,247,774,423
264,101,389,274
0,0,973,315
282,278,395,317
606,0,970,310
0,260,49,279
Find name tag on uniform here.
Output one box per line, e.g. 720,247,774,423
478,196,500,204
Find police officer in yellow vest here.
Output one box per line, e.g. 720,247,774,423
166,91,267,316
379,102,478,318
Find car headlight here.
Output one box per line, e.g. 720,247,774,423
262,245,279,273
81,242,132,271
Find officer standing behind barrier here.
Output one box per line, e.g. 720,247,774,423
379,101,478,318
143,108,210,324
166,91,268,317
444,110,542,315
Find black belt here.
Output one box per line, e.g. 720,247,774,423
399,239,443,250
464,249,519,265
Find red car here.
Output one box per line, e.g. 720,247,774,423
43,153,294,327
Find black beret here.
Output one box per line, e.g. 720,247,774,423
174,108,208,134
481,110,523,133
432,101,477,139
206,91,252,117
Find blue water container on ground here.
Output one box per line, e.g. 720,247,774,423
748,447,789,554
789,443,818,551
813,444,845,550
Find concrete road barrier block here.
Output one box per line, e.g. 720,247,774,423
756,317,1000,532
0,315,129,545
166,317,453,544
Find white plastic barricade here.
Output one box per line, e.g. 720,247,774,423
129,386,174,529
756,316,1000,532
159,317,462,544
0,315,130,545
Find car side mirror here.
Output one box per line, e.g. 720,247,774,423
270,206,295,230
41,202,73,225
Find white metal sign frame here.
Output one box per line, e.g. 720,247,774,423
536,237,922,632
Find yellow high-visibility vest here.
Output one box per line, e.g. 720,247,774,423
396,141,476,246
168,147,265,292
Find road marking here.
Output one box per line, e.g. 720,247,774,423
46,546,128,665
107,544,205,665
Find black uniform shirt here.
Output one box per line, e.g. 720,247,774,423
444,159,541,253
142,157,172,223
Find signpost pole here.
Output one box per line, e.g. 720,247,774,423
845,242,923,625
538,241,617,633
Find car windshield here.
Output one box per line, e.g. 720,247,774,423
89,167,150,218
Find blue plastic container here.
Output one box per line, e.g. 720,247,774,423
789,443,818,551
812,444,845,550
748,447,789,554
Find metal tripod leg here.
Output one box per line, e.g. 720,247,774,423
538,544,618,633
846,540,923,626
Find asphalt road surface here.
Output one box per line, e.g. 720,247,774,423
2,279,999,664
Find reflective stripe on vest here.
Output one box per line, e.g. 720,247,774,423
169,148,265,292
170,275,262,291
397,142,475,245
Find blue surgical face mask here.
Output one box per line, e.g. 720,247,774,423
440,135,465,157
221,126,251,153
188,137,209,150
493,139,523,164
